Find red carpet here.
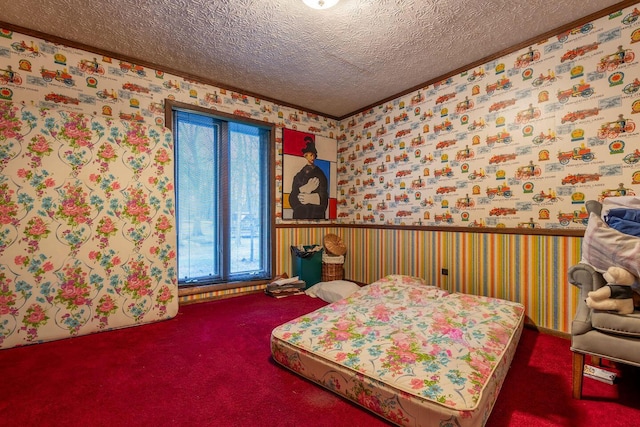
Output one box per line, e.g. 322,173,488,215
1,292,639,426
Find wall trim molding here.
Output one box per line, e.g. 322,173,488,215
275,223,584,237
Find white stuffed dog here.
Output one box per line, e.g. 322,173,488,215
586,266,637,315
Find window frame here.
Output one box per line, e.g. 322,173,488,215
165,99,276,291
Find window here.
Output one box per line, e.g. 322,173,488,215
168,101,273,286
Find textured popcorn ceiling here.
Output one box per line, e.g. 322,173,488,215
0,0,626,117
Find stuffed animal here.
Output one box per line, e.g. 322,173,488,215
586,266,638,315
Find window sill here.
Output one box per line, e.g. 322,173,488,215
178,279,271,297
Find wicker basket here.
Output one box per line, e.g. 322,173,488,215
323,233,347,256
322,262,344,281
322,235,346,281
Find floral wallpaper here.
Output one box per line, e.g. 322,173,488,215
0,101,177,349
0,26,338,227
335,4,640,230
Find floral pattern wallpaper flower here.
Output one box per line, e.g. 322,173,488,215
0,101,177,349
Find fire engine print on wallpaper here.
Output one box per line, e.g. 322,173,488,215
282,128,337,220
335,5,640,230
2,5,640,230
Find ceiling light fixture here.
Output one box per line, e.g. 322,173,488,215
303,0,339,10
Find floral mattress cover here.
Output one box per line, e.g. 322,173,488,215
271,275,525,426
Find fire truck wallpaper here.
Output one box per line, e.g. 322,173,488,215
1,4,640,231
334,5,640,231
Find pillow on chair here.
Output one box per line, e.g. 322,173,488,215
581,211,640,279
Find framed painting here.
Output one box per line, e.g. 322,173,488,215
282,128,337,220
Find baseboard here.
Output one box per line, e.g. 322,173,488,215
523,319,570,340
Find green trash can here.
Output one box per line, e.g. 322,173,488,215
291,245,323,289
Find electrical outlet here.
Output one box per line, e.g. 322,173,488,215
441,268,448,276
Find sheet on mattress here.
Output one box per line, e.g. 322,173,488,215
271,275,525,427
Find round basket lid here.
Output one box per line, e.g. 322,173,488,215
324,233,347,255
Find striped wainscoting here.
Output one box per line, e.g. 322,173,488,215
275,227,583,334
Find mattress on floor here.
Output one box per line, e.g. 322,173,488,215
271,275,525,427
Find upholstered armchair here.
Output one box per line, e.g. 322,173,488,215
569,264,640,399
569,198,640,399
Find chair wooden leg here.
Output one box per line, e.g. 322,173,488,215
572,352,584,399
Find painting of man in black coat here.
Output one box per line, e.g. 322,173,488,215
289,137,329,219
282,129,336,220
